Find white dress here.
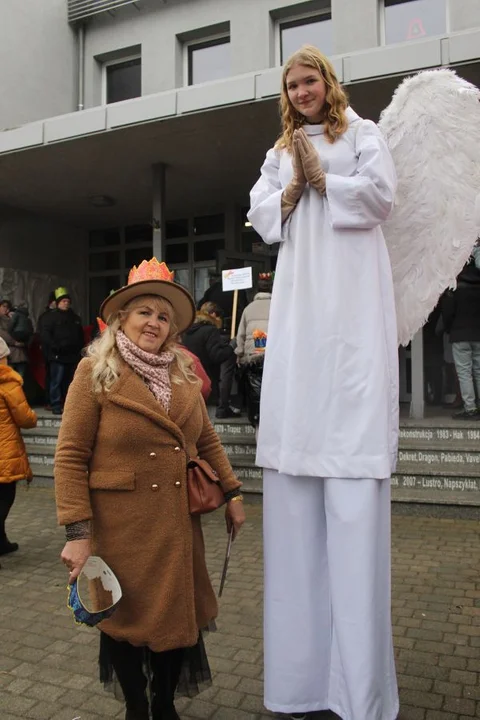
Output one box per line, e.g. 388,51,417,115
248,108,400,720
249,107,399,479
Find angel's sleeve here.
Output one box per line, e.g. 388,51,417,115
248,148,285,245
326,120,397,230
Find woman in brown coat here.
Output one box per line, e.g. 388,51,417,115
0,337,37,556
55,259,245,720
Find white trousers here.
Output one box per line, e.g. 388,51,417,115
263,471,399,720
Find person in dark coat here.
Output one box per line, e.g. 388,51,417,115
36,291,57,408
441,258,480,419
196,269,248,336
0,299,30,380
182,302,238,418
40,287,84,415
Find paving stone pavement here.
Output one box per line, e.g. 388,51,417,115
1,487,479,720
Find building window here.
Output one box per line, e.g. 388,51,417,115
193,213,225,235
194,239,225,262
125,224,151,244
166,219,189,239
104,56,141,104
165,243,189,265
383,0,447,45
89,228,121,248
279,12,333,63
89,251,121,272
187,37,231,85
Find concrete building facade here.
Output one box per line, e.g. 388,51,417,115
0,0,479,416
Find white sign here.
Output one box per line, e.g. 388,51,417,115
222,267,253,291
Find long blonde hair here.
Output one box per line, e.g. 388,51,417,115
87,295,199,394
276,45,349,150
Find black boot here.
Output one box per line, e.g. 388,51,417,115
125,703,149,720
150,647,184,720
99,633,149,720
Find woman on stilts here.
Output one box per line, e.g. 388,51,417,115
248,45,399,720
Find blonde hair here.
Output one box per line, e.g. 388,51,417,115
87,295,199,394
276,45,349,150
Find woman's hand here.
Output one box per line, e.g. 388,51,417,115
295,128,326,194
60,539,91,584
292,133,307,187
282,136,308,222
226,500,246,540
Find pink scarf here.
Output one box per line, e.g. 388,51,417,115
116,330,175,412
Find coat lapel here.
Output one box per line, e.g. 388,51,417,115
108,363,187,447
169,374,202,429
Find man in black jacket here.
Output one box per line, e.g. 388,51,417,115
441,259,480,419
37,291,57,408
183,302,239,418
40,287,84,415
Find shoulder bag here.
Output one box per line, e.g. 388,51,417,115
187,457,225,515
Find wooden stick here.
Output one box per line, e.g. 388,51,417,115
231,289,239,340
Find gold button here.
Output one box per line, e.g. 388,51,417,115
150,452,156,458
174,447,180,452
174,481,181,487
152,484,159,491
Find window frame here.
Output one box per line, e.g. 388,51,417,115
102,53,142,105
275,8,332,66
379,0,449,46
183,33,231,86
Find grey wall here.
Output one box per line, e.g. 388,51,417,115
84,0,304,107
0,205,88,319
450,0,480,32
82,0,480,109
1,0,480,126
0,0,77,130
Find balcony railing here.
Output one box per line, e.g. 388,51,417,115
67,0,140,23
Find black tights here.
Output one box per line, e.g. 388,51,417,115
100,633,184,720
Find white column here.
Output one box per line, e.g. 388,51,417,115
410,330,424,419
152,163,166,260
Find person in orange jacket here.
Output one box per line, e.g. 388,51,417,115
0,336,37,555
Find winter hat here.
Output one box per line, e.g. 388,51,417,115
100,258,195,334
55,287,71,303
0,337,10,360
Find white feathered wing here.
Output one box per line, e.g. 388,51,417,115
378,69,480,347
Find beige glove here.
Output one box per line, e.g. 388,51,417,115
295,128,326,195
281,134,307,223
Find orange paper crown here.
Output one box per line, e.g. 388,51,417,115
96,317,107,333
128,258,174,285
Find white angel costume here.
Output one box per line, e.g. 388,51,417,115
249,107,399,720
249,70,480,720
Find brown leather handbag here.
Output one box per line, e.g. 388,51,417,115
187,458,225,515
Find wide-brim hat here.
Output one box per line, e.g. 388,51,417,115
100,258,195,334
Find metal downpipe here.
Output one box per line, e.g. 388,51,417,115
77,23,85,111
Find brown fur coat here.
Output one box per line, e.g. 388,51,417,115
54,357,241,652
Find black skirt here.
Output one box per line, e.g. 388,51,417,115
99,628,213,699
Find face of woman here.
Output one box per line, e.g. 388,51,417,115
122,300,171,354
286,64,327,123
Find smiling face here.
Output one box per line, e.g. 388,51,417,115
121,296,173,354
285,63,327,124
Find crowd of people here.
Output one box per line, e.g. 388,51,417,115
0,287,84,414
